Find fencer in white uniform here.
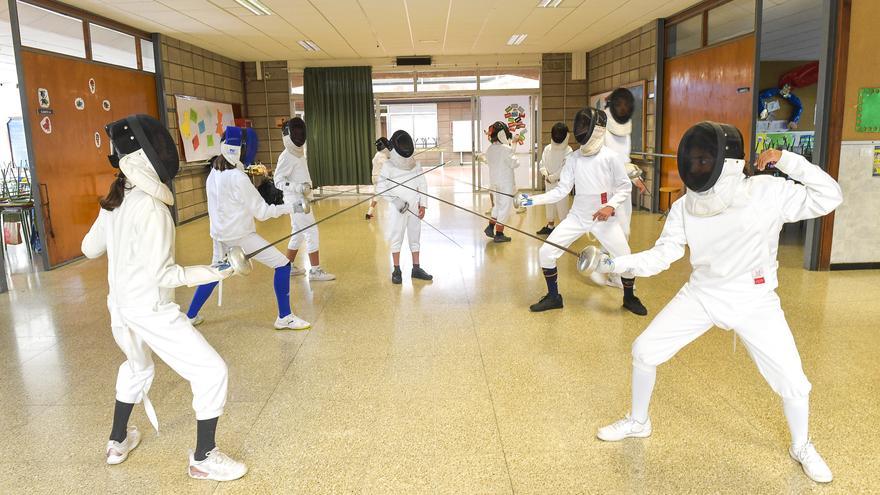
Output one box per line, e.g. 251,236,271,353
184,126,311,331
536,122,573,236
521,107,647,315
595,122,842,484
376,129,434,285
483,121,519,243
82,115,247,481
366,136,391,220
273,117,335,282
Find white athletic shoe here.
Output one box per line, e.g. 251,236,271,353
106,426,141,465
589,270,608,287
308,267,336,281
274,314,311,331
188,448,248,482
605,274,624,289
597,414,653,441
790,440,833,483
290,266,306,277
189,315,204,326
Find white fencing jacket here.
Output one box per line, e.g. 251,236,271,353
530,146,631,216
274,149,312,204
486,142,519,194
376,152,427,209
207,167,292,242
613,151,842,296
540,142,572,184
82,150,226,310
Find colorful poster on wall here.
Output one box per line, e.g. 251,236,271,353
480,95,532,189
174,95,235,162
873,146,880,177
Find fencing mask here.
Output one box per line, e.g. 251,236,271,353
389,129,416,169
105,114,179,183
678,121,746,216
221,126,255,170
376,136,390,152
282,117,306,155
489,121,512,145
606,88,634,136
551,122,569,145
573,107,607,156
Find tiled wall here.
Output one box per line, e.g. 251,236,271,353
540,53,588,149
587,21,658,211
243,61,290,167
160,36,245,223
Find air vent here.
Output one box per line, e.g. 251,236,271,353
396,56,432,66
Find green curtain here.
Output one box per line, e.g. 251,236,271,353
304,66,374,186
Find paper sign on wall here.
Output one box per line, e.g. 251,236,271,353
175,95,235,162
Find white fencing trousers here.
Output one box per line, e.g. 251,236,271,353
545,195,571,224
111,303,228,422
539,213,633,277
287,211,319,252
492,194,513,223
617,197,633,238
631,284,812,399
211,233,289,268
389,210,421,253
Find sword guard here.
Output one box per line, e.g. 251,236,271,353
227,246,253,276
300,197,311,214
577,245,602,274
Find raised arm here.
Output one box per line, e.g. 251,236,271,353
763,150,842,223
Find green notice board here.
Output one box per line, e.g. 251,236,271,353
856,88,880,132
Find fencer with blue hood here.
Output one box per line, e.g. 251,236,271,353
273,117,335,281
536,122,573,236
376,129,433,284
520,107,647,316
184,125,311,331
82,114,247,481
595,121,842,484
483,121,518,243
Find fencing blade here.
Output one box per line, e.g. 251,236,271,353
630,150,677,159
405,208,468,252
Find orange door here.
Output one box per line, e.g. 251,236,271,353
21,51,158,266
660,35,756,210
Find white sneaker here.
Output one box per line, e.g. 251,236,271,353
308,267,336,281
106,426,141,465
589,270,608,287
597,414,652,441
605,274,623,289
188,448,248,482
189,315,204,326
291,266,306,277
274,314,311,331
790,440,833,483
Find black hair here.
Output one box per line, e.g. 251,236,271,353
211,154,237,171
99,172,131,211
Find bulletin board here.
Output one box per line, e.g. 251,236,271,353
174,95,235,162
590,80,646,153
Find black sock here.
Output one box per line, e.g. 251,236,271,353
543,268,559,296
393,265,401,271
622,277,635,298
194,417,219,461
413,264,420,269
109,400,135,443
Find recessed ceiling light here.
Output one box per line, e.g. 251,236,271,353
419,40,439,44
297,40,321,52
507,34,528,46
537,0,563,7
235,0,272,16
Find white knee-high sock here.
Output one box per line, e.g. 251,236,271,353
631,363,656,423
783,396,810,448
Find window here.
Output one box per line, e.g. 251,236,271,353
90,24,137,68
17,1,85,58
373,72,415,93
386,104,438,148
666,15,702,57
478,68,540,90
416,70,477,92
290,72,304,95
707,0,755,45
140,39,155,72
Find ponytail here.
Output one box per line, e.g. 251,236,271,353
99,172,131,211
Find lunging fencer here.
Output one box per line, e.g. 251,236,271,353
366,136,391,220
483,121,519,243
594,122,841,484
376,129,434,284
273,117,336,281
82,115,247,481
185,126,311,331
536,122,573,236
521,107,647,316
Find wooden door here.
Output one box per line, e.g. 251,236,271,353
21,51,158,266
660,35,756,210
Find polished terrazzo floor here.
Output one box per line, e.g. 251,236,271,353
1,167,878,494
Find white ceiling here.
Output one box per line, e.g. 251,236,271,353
59,0,701,63
761,0,824,61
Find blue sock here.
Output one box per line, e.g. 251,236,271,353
186,282,218,319
543,267,559,296
274,263,292,318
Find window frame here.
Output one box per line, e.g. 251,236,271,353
664,0,756,59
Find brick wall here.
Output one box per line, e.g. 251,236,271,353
243,61,290,167
160,36,245,223
540,53,588,149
